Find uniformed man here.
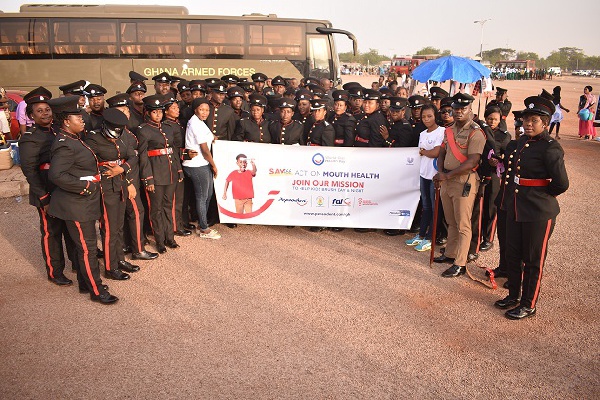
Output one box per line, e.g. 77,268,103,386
227,86,249,120
251,72,268,95
129,70,147,84
435,97,454,245
494,96,569,319
19,87,77,285
328,90,356,147
85,108,140,280
432,93,486,278
343,83,365,117
152,72,172,96
488,87,512,131
407,95,427,135
58,80,88,110
221,74,239,88
127,82,147,132
270,99,304,145
232,94,270,143
381,97,416,147
47,96,116,304
430,87,449,111
264,93,282,121
293,89,314,127
205,81,236,140
84,84,107,131
238,81,256,102
271,76,287,96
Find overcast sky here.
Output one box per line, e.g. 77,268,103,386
2,0,598,58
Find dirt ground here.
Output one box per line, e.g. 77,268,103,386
0,76,598,399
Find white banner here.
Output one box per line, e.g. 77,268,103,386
213,141,421,229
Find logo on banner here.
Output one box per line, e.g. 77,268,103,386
406,157,415,165
278,197,308,206
332,198,352,206
358,198,378,207
389,210,411,216
316,196,325,207
269,168,293,176
312,153,325,166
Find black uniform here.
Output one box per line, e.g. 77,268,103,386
488,99,512,131
138,120,183,248
233,117,271,143
206,103,236,140
305,119,335,146
128,106,145,134
48,129,107,297
499,131,569,309
409,117,427,138
389,118,418,147
19,124,76,280
354,111,387,147
327,112,356,147
269,120,305,145
163,118,187,233
87,110,104,132
493,139,517,276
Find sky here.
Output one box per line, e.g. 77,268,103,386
1,0,599,58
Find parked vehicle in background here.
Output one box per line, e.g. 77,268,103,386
5,91,25,140
549,67,561,76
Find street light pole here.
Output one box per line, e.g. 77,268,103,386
474,19,491,59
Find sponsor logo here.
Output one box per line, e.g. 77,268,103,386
312,153,325,166
357,198,378,207
389,210,411,216
278,197,308,206
269,168,293,176
316,196,325,207
331,198,352,206
406,157,415,165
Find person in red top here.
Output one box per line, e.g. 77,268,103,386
223,154,257,214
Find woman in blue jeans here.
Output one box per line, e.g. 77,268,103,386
183,98,221,239
406,104,445,251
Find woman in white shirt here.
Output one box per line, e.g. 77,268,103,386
406,103,445,251
184,98,220,239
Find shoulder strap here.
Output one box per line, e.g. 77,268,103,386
445,126,468,163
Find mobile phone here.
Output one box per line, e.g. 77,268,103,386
462,181,472,197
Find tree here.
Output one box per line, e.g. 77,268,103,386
415,46,451,57
516,51,539,61
482,48,516,64
339,49,391,65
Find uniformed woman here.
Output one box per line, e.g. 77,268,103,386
328,90,356,147
232,94,271,143
305,99,335,146
138,94,184,254
494,95,569,319
354,89,388,147
269,99,304,145
47,96,117,304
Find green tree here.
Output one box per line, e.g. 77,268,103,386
415,46,451,57
339,49,391,65
516,51,539,61
482,48,516,64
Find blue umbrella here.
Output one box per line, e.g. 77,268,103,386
411,55,490,83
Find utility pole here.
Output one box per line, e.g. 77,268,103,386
474,19,491,59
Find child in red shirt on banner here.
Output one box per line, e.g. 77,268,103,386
223,154,257,214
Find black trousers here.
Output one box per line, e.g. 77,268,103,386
481,175,500,243
64,220,107,296
37,207,75,279
506,218,555,308
146,183,176,246
469,191,485,254
495,208,508,273
123,186,145,254
173,178,185,231
100,190,125,272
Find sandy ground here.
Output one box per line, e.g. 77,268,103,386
0,76,598,399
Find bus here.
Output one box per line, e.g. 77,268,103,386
389,57,423,76
0,4,357,96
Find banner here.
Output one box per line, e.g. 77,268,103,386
213,141,421,229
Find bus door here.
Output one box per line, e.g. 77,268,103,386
307,35,331,80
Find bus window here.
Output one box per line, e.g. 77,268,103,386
248,24,302,57
185,23,244,56
121,21,182,57
307,35,330,78
0,19,49,55
53,20,116,55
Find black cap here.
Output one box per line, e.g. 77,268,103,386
24,87,52,105
221,74,239,84
226,86,244,99
126,82,147,94
389,97,408,110
331,90,350,102
177,81,191,93
48,96,80,115
342,82,362,91
169,76,182,83
430,87,449,100
85,84,107,98
310,99,327,110
305,77,321,86
238,81,255,92
161,94,177,108
143,94,166,110
251,72,268,82
278,98,296,109
248,94,267,108
484,105,502,118
408,95,427,108
522,95,555,117
59,80,87,95
363,89,381,101
129,71,147,82
238,77,248,83
191,97,211,111
152,72,172,83
295,89,312,102
495,87,507,95
440,97,454,109
102,107,129,127
284,86,296,96
189,80,207,92
209,80,227,93
379,88,393,99
348,86,364,99
539,89,553,101
512,110,523,119
271,75,287,87
205,77,220,86
450,93,474,108
308,84,325,97
106,93,129,108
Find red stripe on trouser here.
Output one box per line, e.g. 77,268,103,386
531,219,552,308
74,221,99,296
490,215,497,242
40,208,55,278
130,197,143,253
475,196,483,253
172,192,177,232
101,195,112,270
145,189,155,236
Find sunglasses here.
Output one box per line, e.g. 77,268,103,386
440,109,453,115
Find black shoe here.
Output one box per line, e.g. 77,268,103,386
467,253,479,262
487,268,508,279
164,239,180,249
90,292,119,304
436,237,448,245
505,306,536,320
330,227,345,232
157,245,167,254
384,229,405,236
494,296,520,309
105,270,130,280
174,229,192,236
48,275,73,286
354,228,374,233
96,248,104,258
132,250,159,260
122,246,132,254
441,265,466,278
184,223,196,230
118,260,140,273
226,223,238,228
309,227,325,232
79,284,109,294
480,241,493,252
433,254,455,264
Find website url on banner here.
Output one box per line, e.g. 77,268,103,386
303,212,351,217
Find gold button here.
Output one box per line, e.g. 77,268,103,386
510,155,513,158
525,143,529,147
517,166,520,170
508,168,512,171
515,189,519,193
